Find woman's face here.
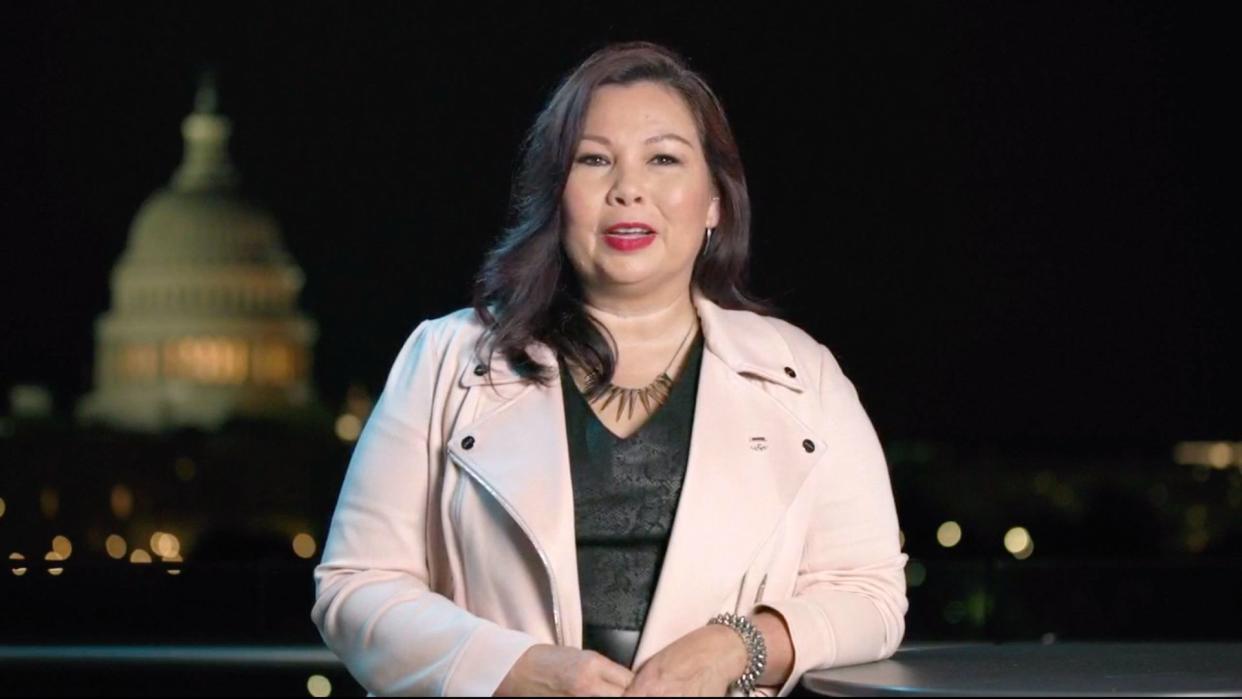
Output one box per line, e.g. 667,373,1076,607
561,80,721,301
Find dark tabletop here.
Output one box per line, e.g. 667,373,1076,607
799,641,1242,696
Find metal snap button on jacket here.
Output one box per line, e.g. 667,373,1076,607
784,367,797,378
311,291,910,693
473,364,487,376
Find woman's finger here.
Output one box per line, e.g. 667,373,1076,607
599,660,635,689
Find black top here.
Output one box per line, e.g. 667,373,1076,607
558,334,704,660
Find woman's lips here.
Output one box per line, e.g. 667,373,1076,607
603,232,656,251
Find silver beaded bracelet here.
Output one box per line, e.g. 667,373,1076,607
707,612,768,695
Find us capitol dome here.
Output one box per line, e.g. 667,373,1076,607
77,78,319,432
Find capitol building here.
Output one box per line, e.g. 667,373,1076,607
77,78,318,432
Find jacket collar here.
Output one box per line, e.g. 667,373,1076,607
446,338,823,658
459,287,806,393
447,287,823,656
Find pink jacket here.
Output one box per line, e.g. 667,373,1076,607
311,288,909,696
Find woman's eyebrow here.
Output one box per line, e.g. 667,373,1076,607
581,132,694,147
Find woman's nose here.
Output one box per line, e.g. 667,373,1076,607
610,191,643,206
607,170,645,206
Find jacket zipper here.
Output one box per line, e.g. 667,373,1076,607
451,453,564,646
736,572,769,612
734,571,748,614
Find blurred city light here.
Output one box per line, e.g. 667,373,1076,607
105,535,127,560
151,532,180,559
936,521,962,548
10,384,54,418
307,674,332,697
334,414,361,442
1005,526,1035,559
52,536,72,559
905,560,927,588
111,485,133,520
292,533,317,559
1174,441,1242,470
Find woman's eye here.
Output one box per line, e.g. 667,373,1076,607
574,154,681,166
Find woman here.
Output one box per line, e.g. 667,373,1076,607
312,41,908,697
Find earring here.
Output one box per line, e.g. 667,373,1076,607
702,227,715,257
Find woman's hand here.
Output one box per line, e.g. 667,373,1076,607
495,644,635,697
621,624,748,697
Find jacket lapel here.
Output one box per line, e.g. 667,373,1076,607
446,342,583,648
630,304,824,667
444,291,826,661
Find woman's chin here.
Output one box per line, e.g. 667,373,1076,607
592,259,662,287
595,275,656,293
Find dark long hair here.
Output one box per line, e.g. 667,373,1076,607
472,40,779,393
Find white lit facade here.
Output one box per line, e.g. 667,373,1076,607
77,79,318,432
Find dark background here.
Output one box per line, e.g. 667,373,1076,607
2,4,1240,695
4,2,1237,450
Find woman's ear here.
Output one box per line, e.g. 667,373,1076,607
707,195,721,229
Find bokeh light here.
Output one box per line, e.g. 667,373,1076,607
1005,526,1034,559
936,521,962,548
335,414,361,442
307,674,332,697
150,532,180,559
111,485,134,520
52,536,73,559
293,533,317,559
905,560,927,588
105,535,127,560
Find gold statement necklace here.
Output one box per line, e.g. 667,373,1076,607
575,316,700,421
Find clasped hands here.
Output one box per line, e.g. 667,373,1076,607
622,622,752,697
495,622,751,697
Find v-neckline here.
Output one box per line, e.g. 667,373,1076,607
559,335,701,444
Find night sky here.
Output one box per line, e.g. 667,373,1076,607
4,3,1238,450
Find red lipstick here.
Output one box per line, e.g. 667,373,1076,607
603,222,657,252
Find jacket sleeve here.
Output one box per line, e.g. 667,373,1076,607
750,344,910,697
311,319,540,696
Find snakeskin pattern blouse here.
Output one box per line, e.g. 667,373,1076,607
557,333,704,657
